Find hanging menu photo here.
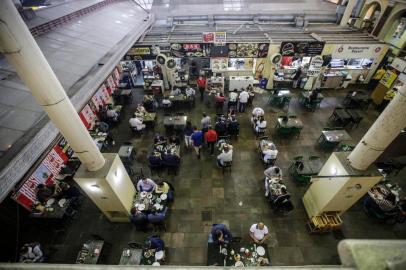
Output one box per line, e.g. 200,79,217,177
280,41,325,56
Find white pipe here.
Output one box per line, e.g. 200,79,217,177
0,0,105,171
348,85,406,170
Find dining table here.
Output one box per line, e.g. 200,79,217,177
330,108,352,127
276,117,303,129
318,129,351,149
207,242,270,266
163,115,187,130
133,191,169,214
119,248,143,265
30,198,72,219
76,240,104,264
295,158,324,176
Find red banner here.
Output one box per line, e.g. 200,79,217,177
203,32,214,43
79,104,96,129
13,145,68,210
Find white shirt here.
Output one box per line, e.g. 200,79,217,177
229,92,238,102
107,109,118,118
162,99,172,105
252,107,264,117
256,120,267,129
250,224,269,241
171,88,182,96
217,150,233,165
201,116,211,129
263,149,278,162
264,166,282,179
129,117,144,130
239,91,249,103
186,87,195,96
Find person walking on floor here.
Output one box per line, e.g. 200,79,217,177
204,126,218,156
201,113,211,133
197,75,206,101
191,126,204,159
184,121,194,148
238,89,249,113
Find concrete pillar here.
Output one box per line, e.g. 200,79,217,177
348,84,406,170
340,0,357,27
0,0,105,171
371,4,394,37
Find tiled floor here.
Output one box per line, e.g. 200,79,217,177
15,85,406,266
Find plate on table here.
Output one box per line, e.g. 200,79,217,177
137,204,145,211
155,250,164,260
160,194,167,200
147,193,153,199
156,198,161,203
144,251,151,258
140,191,147,198
58,198,67,207
154,203,161,210
256,246,265,256
152,262,160,266
46,198,55,206
235,261,244,267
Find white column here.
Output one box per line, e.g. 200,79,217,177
340,0,357,27
0,0,105,171
348,85,406,170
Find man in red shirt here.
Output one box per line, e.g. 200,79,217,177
204,126,218,155
197,76,206,101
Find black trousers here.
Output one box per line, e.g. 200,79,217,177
207,141,215,154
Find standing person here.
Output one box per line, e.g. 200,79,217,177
197,75,206,101
228,89,239,110
210,224,233,245
292,67,302,88
204,126,218,156
238,89,250,113
184,121,194,148
215,93,225,114
201,113,211,133
217,145,233,166
249,222,270,244
191,127,204,159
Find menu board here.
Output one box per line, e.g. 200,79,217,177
13,144,69,210
227,43,269,58
380,70,398,88
124,45,160,60
170,43,211,58
280,41,325,56
210,46,229,57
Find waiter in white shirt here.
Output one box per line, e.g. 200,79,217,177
238,89,250,113
217,145,233,167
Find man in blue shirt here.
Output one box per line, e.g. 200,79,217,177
191,127,203,159
162,151,180,167
145,235,165,252
210,224,233,245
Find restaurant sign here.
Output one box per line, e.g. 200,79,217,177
280,41,325,56
203,32,215,43
124,45,161,60
214,32,227,45
333,44,384,58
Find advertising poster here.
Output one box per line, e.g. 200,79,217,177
280,41,325,56
79,104,96,129
170,43,211,58
203,32,215,43
214,32,227,45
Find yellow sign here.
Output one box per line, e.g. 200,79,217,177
380,70,397,88
128,47,151,55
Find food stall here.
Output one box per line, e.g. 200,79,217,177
277,41,325,87
320,43,388,89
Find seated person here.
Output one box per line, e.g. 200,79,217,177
129,116,145,131
148,152,162,167
270,187,290,208
169,135,181,145
255,116,267,133
217,145,233,167
36,183,61,204
19,243,44,263
106,105,120,122
145,235,165,252
249,222,270,244
147,207,168,224
59,182,81,199
162,98,172,108
185,85,196,97
136,177,157,192
162,150,180,167
247,84,254,92
136,104,147,114
143,95,155,111
154,134,167,145
264,166,282,197
210,224,233,245
261,142,278,163
94,120,109,133
227,116,239,136
170,87,182,96
155,181,174,201
130,208,148,232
